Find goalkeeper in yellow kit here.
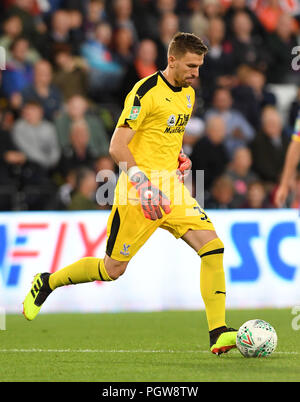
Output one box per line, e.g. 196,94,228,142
23,32,237,355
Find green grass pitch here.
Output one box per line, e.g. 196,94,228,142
0,309,299,382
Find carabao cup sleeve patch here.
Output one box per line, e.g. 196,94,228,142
129,106,141,120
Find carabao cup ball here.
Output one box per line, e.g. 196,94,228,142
236,319,277,358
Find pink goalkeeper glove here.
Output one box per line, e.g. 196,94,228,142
177,149,192,183
130,171,171,220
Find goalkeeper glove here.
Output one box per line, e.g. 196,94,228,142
177,149,192,183
129,170,171,220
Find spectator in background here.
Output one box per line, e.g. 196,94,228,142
55,94,109,158
200,17,234,103
80,21,123,97
202,0,223,19
119,39,158,104
205,174,237,209
68,167,99,210
0,70,15,131
47,169,76,210
0,127,26,210
0,16,23,47
231,65,276,130
4,0,39,45
224,0,265,39
20,59,62,121
95,154,116,176
12,101,60,170
266,12,299,84
185,0,209,38
11,101,60,209
245,66,276,112
68,9,85,48
226,10,268,72
58,119,96,178
254,0,284,33
113,26,135,68
111,0,138,43
53,46,88,101
205,87,255,157
156,0,178,15
40,9,74,61
191,115,229,193
84,0,106,40
250,106,290,184
226,146,258,207
133,38,157,79
1,37,34,98
241,180,271,208
155,12,179,70
230,65,261,130
0,15,41,64
144,0,178,40
62,0,86,16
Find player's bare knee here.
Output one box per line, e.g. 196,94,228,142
109,265,127,280
104,255,128,280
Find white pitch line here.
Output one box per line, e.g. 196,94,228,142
0,349,208,354
0,349,298,355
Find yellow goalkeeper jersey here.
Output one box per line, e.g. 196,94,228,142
107,72,215,261
116,71,195,174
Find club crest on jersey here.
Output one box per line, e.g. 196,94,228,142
129,106,141,120
187,95,192,109
120,243,130,256
167,114,176,127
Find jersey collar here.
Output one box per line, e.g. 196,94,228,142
158,71,182,93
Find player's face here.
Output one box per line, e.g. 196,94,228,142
171,52,205,88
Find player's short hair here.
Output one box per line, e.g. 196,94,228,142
168,32,208,58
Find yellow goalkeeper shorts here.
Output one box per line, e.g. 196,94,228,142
105,172,215,261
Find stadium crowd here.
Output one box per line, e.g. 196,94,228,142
0,0,299,211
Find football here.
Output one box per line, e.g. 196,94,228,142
236,319,277,358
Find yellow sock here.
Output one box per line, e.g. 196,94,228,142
49,258,113,290
198,238,226,331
